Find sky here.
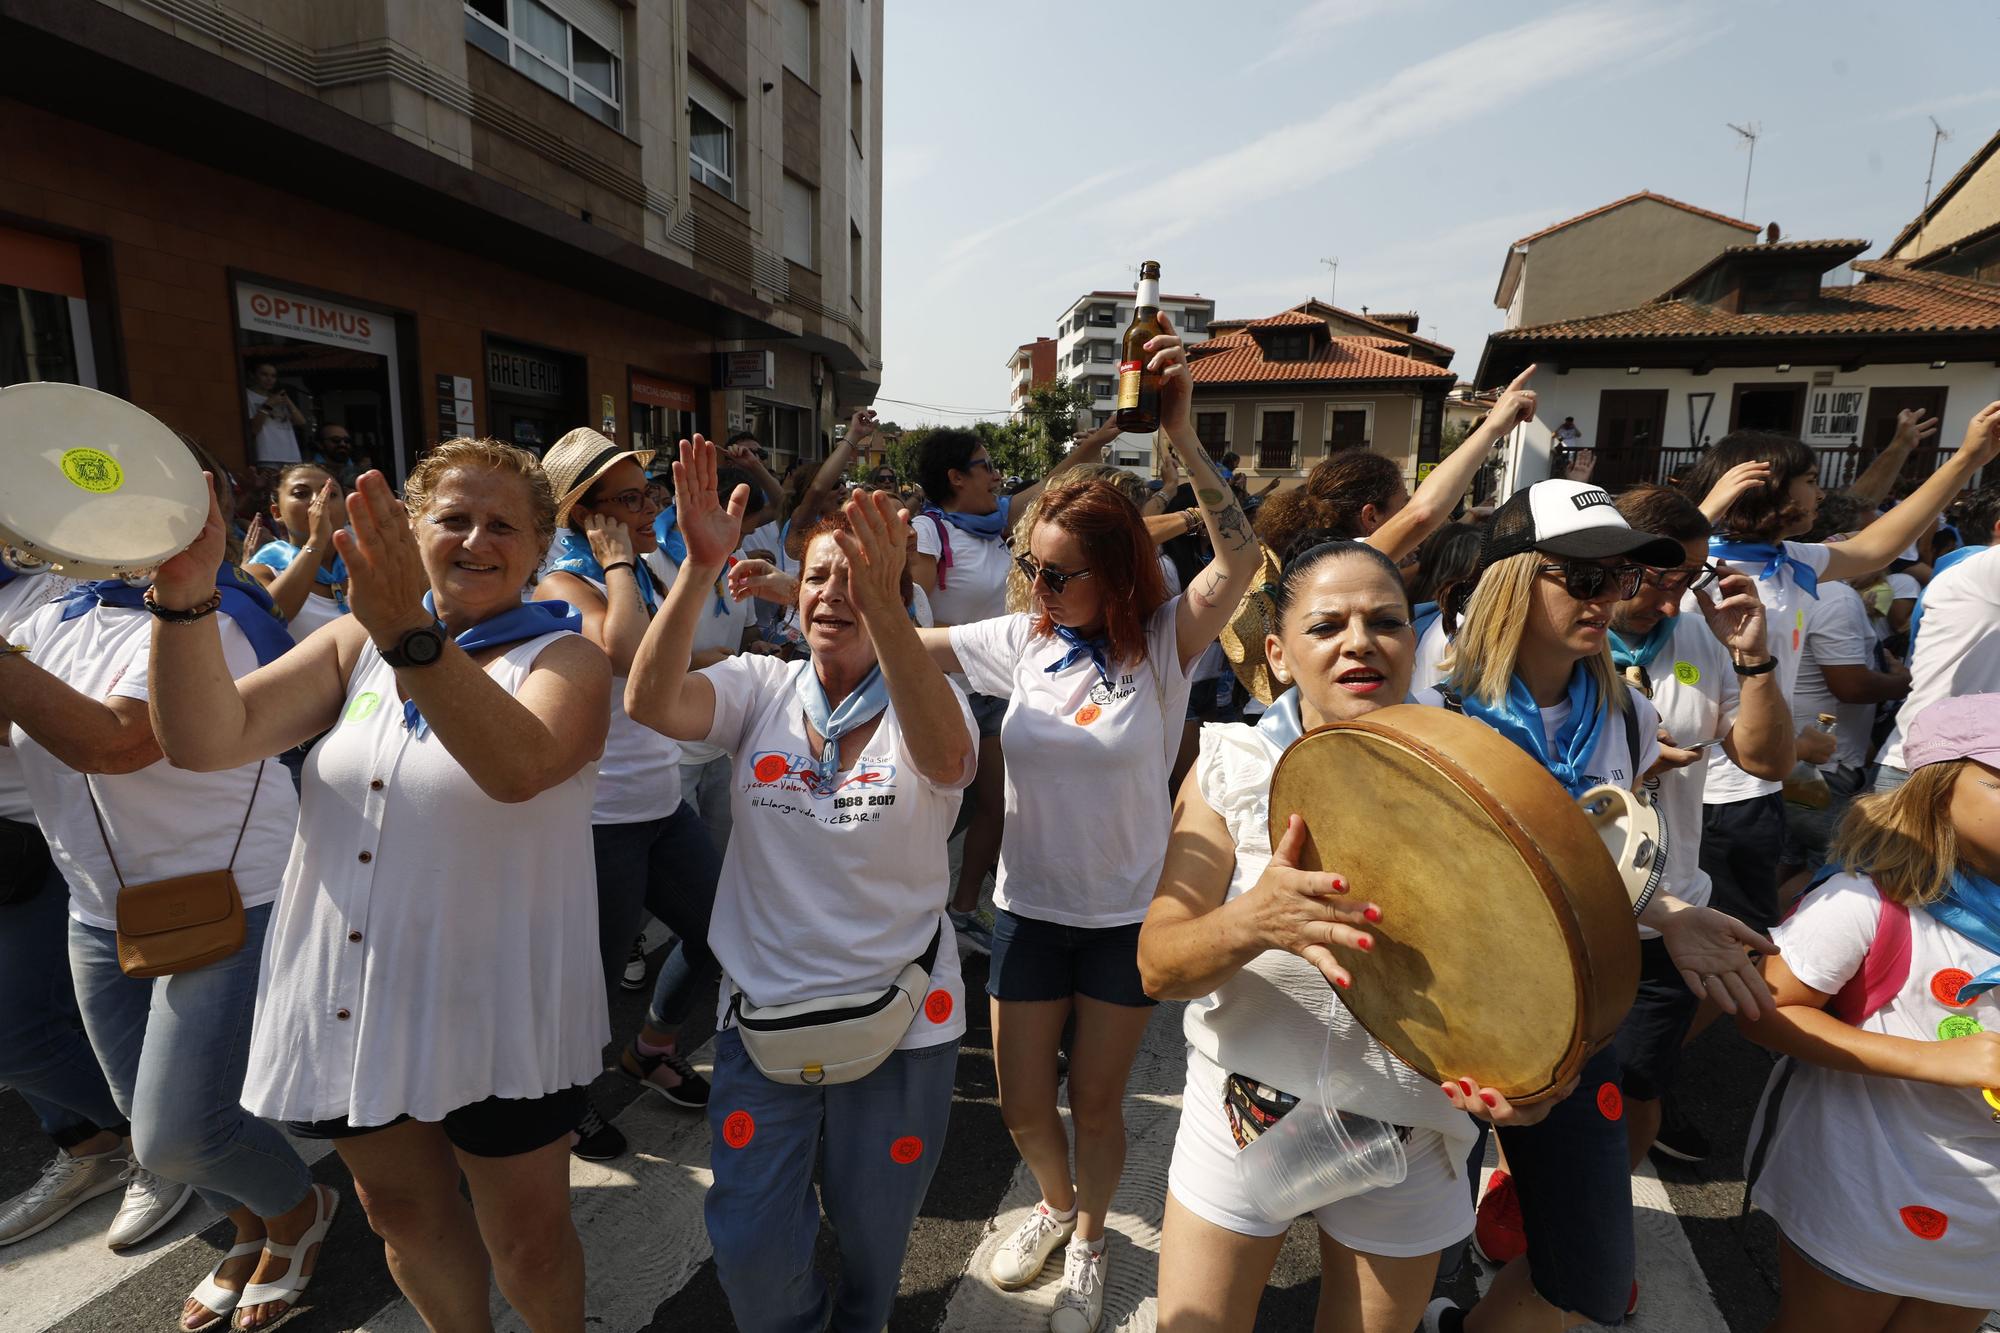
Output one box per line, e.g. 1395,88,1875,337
873,0,2000,427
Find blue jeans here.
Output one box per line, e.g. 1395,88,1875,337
591,803,722,1030
68,903,312,1217
0,861,126,1149
679,755,735,854
1872,763,1910,793
705,1028,958,1333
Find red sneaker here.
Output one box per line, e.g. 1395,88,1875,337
1473,1170,1526,1265
1627,1280,1639,1316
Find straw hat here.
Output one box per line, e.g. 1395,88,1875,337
1219,542,1286,705
542,427,655,525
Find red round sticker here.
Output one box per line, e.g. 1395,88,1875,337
1932,968,1975,1008
722,1110,756,1149
1900,1204,1948,1241
889,1135,924,1164
753,755,789,783
924,989,954,1024
1596,1083,1623,1121
1075,704,1101,726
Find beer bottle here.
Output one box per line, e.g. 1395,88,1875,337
1116,260,1165,432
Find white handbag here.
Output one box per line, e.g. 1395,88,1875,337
728,923,943,1086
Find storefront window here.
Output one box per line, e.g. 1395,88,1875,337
630,369,700,459
485,336,585,457
746,397,806,473
235,280,408,482
0,225,98,387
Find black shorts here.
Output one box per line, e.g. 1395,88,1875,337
288,1085,588,1158
968,691,1007,739
1611,936,1699,1102
1699,791,1788,933
987,908,1156,1007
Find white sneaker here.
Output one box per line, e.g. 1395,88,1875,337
1050,1237,1107,1333
989,1201,1076,1290
106,1161,193,1250
0,1147,126,1245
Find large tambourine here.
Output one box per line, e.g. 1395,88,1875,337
0,382,208,580
1268,704,1646,1104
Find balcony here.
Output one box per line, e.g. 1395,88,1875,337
1551,441,1963,493
1256,438,1296,471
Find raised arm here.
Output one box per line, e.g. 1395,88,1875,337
1698,461,1775,526
1822,400,2000,581
838,490,974,785
625,437,743,742
1695,572,1796,780
1368,365,1538,563
1009,419,1120,524
793,408,878,537
1141,447,1180,515
536,513,650,675
247,479,340,624
1846,408,1940,507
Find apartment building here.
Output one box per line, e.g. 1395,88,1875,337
0,0,883,477
1005,336,1057,419
1054,283,1213,471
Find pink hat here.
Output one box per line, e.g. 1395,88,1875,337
1903,694,2000,771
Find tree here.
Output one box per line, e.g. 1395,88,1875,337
1017,378,1095,475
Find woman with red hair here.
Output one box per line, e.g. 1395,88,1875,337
917,318,1260,1333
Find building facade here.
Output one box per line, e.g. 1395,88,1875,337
0,0,883,480
1006,336,1057,419
1053,283,1213,472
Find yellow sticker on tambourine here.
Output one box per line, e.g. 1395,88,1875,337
59,448,123,494
1673,661,1700,686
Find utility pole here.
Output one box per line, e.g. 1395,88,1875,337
1320,256,1338,307
1917,115,1953,256
1726,122,1760,221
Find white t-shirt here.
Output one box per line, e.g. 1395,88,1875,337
1880,545,2000,772
739,519,799,642
1792,583,1877,772
698,653,975,1050
0,573,66,822
951,599,1195,927
10,601,299,929
914,511,1013,628
1412,615,1451,691
557,570,682,825
1412,681,1661,794
1704,540,1834,804
1639,610,1738,933
1158,552,1183,598
648,552,755,766
246,389,302,463
1749,873,2000,1305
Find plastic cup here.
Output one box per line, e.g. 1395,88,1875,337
1234,1099,1409,1218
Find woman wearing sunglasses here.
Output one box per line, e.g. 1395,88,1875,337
912,318,1260,1333
1416,480,1782,1333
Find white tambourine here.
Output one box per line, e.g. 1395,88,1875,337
0,382,208,580
1578,783,1667,917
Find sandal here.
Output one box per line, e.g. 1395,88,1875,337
232,1184,339,1330
182,1240,263,1333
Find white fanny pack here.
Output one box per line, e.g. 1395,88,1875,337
728,923,943,1085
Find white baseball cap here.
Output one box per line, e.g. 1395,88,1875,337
1479,479,1685,570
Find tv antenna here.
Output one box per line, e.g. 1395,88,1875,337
1320,257,1338,307
1726,121,1760,221
1916,116,1954,255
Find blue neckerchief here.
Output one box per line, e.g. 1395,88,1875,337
1411,601,1443,642
249,538,349,613
1907,543,1985,655
1937,866,2000,1002
400,593,582,737
542,529,663,615
1609,618,1676,673
1709,537,1819,598
791,658,889,791
1045,625,1113,689
61,566,293,666
929,495,1011,540
1457,667,1608,798
653,507,687,565
1256,689,1306,748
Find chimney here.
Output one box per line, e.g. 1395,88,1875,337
1765,221,1782,245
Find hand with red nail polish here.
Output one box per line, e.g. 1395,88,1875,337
1441,1074,1571,1127
1236,809,1376,992
1362,905,1382,924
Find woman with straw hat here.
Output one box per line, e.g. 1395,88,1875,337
537,428,723,1161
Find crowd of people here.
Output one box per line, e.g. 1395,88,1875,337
1,319,1997,1333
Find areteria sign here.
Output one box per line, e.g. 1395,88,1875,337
235,282,396,354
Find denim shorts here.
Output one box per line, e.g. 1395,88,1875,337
1785,1229,1888,1294
1611,937,1699,1102
289,1084,588,1158
987,908,1155,1007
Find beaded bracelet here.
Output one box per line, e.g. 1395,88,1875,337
142,586,222,623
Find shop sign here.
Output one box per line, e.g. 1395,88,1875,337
714,350,775,390
632,371,698,412
236,283,394,354
488,345,568,399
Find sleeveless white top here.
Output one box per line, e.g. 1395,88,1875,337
567,571,682,824
241,632,608,1126
1182,722,1479,1162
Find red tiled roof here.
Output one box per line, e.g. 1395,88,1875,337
1288,299,1454,357
1887,127,2000,258
1658,239,1871,300
1489,264,2000,343
1188,329,1456,385
1511,190,1759,248
1243,310,1324,328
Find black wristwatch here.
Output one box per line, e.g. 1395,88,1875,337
1732,655,1777,677
380,620,448,669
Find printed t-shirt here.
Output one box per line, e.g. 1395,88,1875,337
698,653,975,1050
1750,873,2000,1306
1792,582,1877,772
1880,546,2000,771
950,598,1194,927
1704,540,1833,804
10,601,298,929
914,511,1012,627
0,573,65,822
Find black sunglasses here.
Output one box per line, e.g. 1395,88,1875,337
1014,554,1094,594
1537,560,1645,601
1639,562,1721,596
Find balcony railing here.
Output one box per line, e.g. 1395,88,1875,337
1257,439,1296,471
1552,442,1965,494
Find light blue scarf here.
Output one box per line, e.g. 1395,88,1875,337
400,593,581,737
1045,625,1113,689
249,538,349,612
931,495,1011,540
1256,688,1306,748
543,528,664,614
792,658,890,791
1709,537,1819,598
61,565,294,667
1609,619,1676,674
1937,866,2000,1003
1458,666,1608,798
1907,543,1985,655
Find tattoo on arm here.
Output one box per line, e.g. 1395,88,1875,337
1188,565,1228,610
1197,488,1227,508
1211,502,1255,554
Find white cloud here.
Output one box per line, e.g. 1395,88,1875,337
1101,4,1708,248
1882,87,2000,123
1242,0,1403,75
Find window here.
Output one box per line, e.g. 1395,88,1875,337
849,220,864,310
1089,306,1117,327
464,0,623,129
1805,386,1867,444
1180,308,1209,333
688,72,735,197
1326,405,1371,452
849,55,865,154
780,0,814,82
1195,411,1230,451
782,174,816,268
1257,407,1299,470
1263,331,1311,362
1091,344,1114,363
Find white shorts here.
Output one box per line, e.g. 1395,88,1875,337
1167,1045,1473,1256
